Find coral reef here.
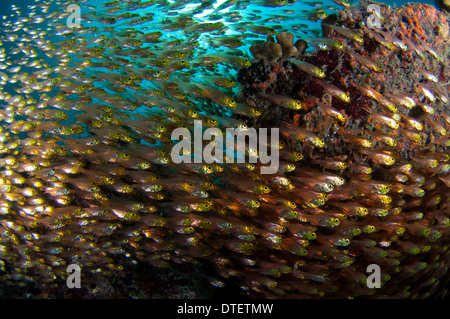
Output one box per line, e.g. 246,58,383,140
0,0,449,299
235,2,450,298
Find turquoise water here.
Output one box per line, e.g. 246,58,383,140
0,0,438,113
0,0,449,299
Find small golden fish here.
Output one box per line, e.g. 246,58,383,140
294,60,326,78
313,79,350,102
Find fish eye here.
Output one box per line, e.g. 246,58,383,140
414,190,425,197
286,164,295,171
140,161,151,168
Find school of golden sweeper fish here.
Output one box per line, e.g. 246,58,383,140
0,0,449,298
